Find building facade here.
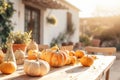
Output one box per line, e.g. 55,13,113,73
10,0,80,46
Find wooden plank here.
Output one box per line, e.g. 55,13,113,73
85,46,116,55
22,0,67,9
74,56,116,80
0,55,116,80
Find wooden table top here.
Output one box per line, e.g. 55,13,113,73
0,55,116,80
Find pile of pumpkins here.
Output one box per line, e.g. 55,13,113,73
0,40,50,77
39,45,96,67
0,40,96,77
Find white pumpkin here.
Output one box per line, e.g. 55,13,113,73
14,50,25,65
24,59,50,76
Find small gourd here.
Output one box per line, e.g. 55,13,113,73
24,59,50,76
66,56,77,65
0,61,17,74
80,55,94,67
0,42,17,74
27,40,38,52
69,50,75,56
14,50,25,65
75,50,85,58
27,50,39,60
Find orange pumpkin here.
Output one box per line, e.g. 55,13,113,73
80,55,94,67
42,49,68,67
27,50,39,60
70,56,77,64
66,56,77,65
39,49,49,60
0,61,17,74
66,57,71,65
69,50,75,56
75,50,85,58
0,43,17,74
63,50,75,56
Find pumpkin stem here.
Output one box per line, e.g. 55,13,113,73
56,49,59,53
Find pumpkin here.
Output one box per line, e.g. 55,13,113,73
14,50,25,65
24,59,50,76
80,55,94,67
27,40,38,52
39,49,48,60
0,61,17,74
70,56,77,64
66,56,77,65
61,50,76,65
27,50,39,60
0,43,17,74
66,57,71,65
41,49,68,67
0,49,4,64
69,50,75,56
75,50,85,58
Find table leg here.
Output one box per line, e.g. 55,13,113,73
106,69,110,80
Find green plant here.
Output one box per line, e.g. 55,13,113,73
46,16,57,25
7,31,32,45
79,34,91,46
0,0,15,44
50,33,66,47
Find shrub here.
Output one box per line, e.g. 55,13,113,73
0,0,15,44
79,34,91,46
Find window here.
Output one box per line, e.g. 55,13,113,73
67,12,74,35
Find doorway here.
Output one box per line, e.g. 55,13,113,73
25,6,40,44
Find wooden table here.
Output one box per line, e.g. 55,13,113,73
0,55,116,80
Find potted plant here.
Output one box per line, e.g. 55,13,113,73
6,31,32,52
46,16,57,25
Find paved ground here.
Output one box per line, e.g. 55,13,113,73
109,52,120,80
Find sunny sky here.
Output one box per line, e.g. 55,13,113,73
66,0,120,18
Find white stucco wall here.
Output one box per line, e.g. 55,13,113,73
43,9,79,45
43,9,67,45
68,9,80,43
10,0,24,32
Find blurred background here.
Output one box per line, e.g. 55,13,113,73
66,0,120,51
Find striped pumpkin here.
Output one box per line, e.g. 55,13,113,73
41,49,68,67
